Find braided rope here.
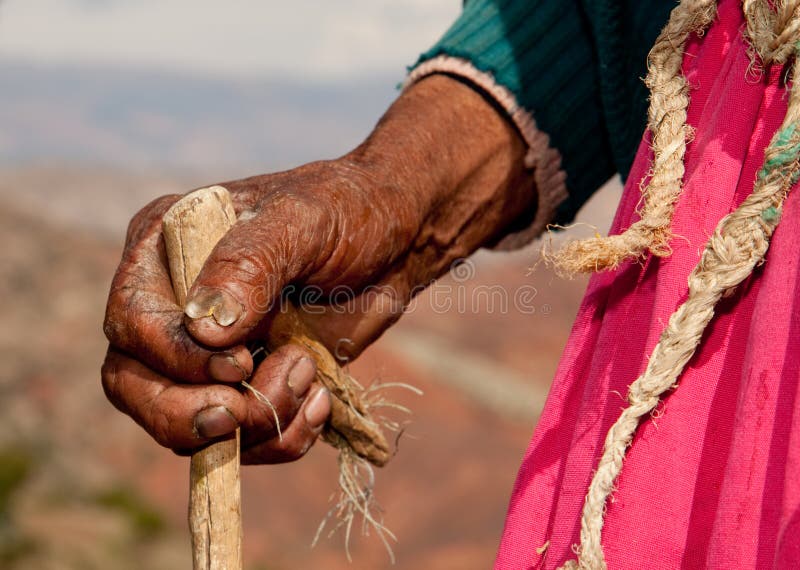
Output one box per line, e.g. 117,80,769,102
546,0,718,276
744,0,800,66
555,2,800,568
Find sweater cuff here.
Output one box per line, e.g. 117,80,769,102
404,55,568,249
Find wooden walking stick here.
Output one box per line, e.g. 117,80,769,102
163,186,242,570
162,186,398,568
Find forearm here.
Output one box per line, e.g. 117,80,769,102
346,74,537,283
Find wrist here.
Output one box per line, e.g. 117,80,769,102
346,74,536,280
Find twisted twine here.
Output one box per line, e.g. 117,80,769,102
744,0,800,66
546,0,718,275
555,2,800,568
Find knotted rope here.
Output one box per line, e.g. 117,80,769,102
555,1,800,568
744,0,800,66
546,0,718,275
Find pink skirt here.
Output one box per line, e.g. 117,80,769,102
496,1,800,568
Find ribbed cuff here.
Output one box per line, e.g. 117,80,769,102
411,0,618,227
404,55,568,249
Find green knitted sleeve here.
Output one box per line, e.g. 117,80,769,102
410,0,674,225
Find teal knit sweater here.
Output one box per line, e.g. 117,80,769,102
413,0,675,223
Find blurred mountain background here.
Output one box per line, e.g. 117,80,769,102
0,61,398,176
0,1,621,568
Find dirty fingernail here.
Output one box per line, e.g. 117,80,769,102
194,406,238,439
208,353,248,383
185,288,217,318
185,288,242,327
287,357,315,397
304,388,331,428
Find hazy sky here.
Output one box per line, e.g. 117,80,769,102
0,0,459,79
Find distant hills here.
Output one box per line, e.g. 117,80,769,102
0,59,401,176
0,57,623,240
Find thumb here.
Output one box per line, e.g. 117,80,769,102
183,195,329,347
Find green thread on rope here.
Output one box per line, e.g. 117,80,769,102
776,123,797,146
758,123,800,181
761,206,780,222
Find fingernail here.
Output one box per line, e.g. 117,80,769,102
208,353,248,383
287,357,315,397
194,406,238,439
185,288,242,327
304,388,331,428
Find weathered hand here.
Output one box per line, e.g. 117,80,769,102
101,158,419,464
101,75,536,463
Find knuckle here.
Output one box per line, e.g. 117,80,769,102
149,409,176,448
210,245,267,285
102,315,120,344
267,190,332,241
244,435,311,464
103,292,128,343
279,432,316,460
246,398,293,441
104,263,158,346
100,352,121,404
171,333,207,383
273,343,312,365
102,286,146,348
138,389,177,448
104,359,177,447
125,194,179,246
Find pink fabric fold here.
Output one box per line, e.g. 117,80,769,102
497,1,800,568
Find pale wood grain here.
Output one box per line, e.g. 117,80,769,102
163,186,242,570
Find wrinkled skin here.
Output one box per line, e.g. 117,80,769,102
102,75,537,463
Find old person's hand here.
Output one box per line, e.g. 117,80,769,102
101,75,536,463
